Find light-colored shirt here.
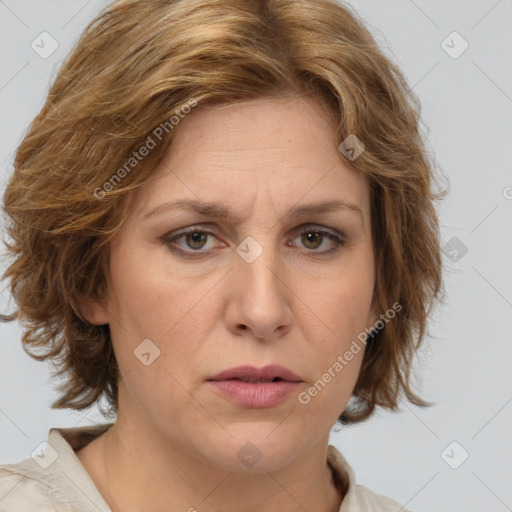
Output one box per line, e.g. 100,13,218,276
0,424,411,511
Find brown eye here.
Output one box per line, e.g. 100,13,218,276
183,231,209,250
301,232,324,250
164,228,220,256
291,227,346,255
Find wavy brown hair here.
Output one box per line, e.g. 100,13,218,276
1,0,444,423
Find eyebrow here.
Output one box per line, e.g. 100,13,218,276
144,198,363,223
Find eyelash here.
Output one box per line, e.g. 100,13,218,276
163,225,346,258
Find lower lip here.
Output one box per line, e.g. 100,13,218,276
207,380,301,408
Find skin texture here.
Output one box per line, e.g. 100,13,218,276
77,94,378,512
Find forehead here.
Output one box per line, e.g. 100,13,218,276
128,95,370,221
168,95,338,160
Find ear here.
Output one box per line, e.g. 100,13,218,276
77,297,110,326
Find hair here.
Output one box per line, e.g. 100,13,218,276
1,0,444,423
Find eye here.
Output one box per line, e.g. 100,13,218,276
164,228,222,255
290,226,346,255
163,224,346,258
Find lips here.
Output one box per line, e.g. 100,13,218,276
207,365,303,408
207,365,303,383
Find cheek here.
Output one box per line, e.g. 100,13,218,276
107,241,197,336
292,258,373,422
300,253,375,339
105,242,222,384
104,250,209,420
295,347,364,432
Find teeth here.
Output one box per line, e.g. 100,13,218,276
237,378,275,383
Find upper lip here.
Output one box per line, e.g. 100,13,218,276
208,365,303,382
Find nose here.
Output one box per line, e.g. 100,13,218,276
225,238,293,341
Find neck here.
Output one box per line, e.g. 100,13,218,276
79,412,343,512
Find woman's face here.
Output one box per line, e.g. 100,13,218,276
89,95,377,471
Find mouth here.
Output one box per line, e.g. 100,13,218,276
207,365,303,383
227,377,284,383
206,365,303,409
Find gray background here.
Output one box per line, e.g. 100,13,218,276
1,1,511,511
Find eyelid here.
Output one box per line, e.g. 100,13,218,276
166,222,345,238
291,225,347,256
163,223,347,256
163,225,224,248
292,223,346,238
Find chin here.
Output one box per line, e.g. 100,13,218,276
196,427,307,473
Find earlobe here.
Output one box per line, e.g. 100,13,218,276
77,298,110,326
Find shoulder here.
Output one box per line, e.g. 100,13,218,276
0,458,72,511
0,423,114,512
327,445,412,512
349,483,411,511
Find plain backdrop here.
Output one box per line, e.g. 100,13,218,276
1,1,511,511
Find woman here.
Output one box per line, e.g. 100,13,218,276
0,0,443,510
